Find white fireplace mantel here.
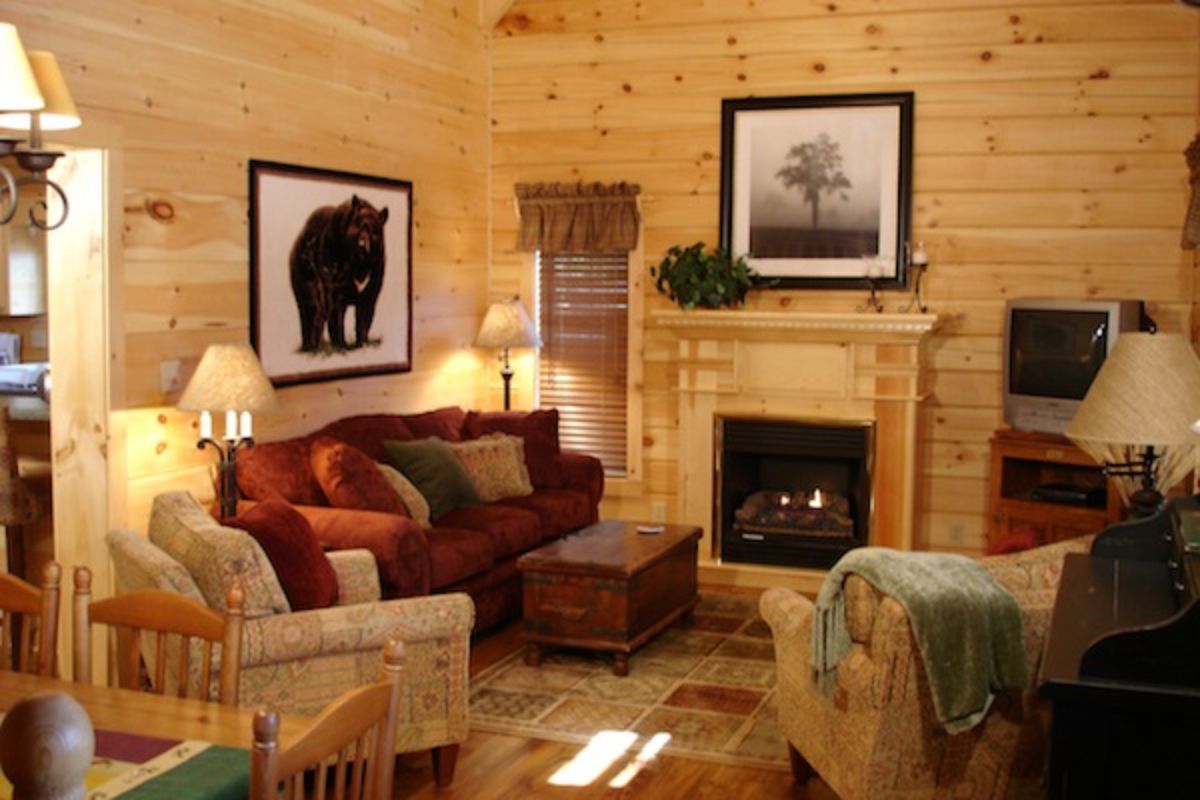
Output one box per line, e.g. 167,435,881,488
653,308,941,589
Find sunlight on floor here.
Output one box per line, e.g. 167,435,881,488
548,731,638,787
547,729,674,788
607,732,671,788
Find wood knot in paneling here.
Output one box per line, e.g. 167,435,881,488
145,198,176,223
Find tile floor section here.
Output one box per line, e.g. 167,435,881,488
469,593,789,770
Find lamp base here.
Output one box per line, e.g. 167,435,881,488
1129,487,1164,519
500,347,514,411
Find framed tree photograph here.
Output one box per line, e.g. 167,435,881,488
719,92,914,289
249,160,412,387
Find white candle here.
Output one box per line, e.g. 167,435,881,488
240,411,253,440
912,242,929,267
224,409,238,441
199,410,212,440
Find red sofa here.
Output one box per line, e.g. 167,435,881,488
234,406,604,631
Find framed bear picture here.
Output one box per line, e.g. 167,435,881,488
249,160,413,387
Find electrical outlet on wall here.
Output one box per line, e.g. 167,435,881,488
650,501,667,523
159,359,184,394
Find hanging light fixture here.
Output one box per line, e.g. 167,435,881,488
0,23,81,231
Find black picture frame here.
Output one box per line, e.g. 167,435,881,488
719,92,914,289
249,159,413,387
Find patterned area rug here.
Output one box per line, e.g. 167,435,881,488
469,593,788,771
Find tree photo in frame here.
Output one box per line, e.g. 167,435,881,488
249,160,413,387
719,92,914,289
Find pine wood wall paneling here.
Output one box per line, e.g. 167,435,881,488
498,0,1167,32
7,0,492,531
490,0,1197,555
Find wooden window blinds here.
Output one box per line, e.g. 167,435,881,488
537,251,628,476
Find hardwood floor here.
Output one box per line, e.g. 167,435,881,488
393,587,835,799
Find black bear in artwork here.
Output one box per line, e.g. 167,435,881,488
289,194,389,353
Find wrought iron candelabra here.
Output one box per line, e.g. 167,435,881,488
198,433,254,520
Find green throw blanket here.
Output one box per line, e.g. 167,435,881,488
812,547,1027,734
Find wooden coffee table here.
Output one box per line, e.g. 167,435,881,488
516,519,701,676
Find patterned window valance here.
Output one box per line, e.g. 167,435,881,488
515,182,641,254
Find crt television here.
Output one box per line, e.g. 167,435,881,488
1003,298,1144,435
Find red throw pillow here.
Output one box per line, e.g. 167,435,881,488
464,409,563,489
314,415,414,461
310,436,410,516
227,497,339,611
236,438,325,505
986,523,1042,556
401,407,466,442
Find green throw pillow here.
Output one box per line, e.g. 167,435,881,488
381,437,481,520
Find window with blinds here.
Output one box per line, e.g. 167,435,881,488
536,251,629,476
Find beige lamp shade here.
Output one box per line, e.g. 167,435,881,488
1066,333,1200,448
475,299,541,350
0,50,80,131
0,24,44,113
177,344,280,413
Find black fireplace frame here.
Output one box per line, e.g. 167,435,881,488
713,415,875,570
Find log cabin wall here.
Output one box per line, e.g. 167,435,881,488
7,1,491,527
488,0,1199,554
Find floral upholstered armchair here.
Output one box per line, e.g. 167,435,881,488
761,537,1092,799
106,491,473,786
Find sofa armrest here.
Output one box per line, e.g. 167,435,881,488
240,592,475,668
290,505,431,598
763,581,917,712
325,549,381,605
760,586,814,642
556,451,605,508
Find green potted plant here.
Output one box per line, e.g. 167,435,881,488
651,242,767,310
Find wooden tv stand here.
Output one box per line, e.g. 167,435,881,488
988,428,1122,550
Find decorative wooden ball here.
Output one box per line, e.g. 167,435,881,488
0,691,94,800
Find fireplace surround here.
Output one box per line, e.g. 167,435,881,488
718,417,872,570
655,309,939,587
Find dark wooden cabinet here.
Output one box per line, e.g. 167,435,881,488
987,428,1122,550
1038,501,1200,798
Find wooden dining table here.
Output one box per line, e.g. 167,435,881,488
0,672,308,797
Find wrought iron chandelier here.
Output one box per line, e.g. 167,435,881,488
0,22,81,231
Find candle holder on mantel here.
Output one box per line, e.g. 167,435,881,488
898,241,929,313
177,344,280,520
856,256,887,313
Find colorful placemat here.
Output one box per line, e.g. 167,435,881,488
0,727,248,799
469,592,788,771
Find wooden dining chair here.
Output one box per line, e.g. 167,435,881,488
0,405,47,583
0,560,60,675
72,566,244,704
251,638,404,800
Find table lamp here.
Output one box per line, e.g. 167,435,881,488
1066,332,1200,517
177,344,279,519
475,299,541,410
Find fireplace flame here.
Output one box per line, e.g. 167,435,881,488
808,489,824,509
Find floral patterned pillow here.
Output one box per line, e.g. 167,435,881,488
376,463,433,529
447,434,534,503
